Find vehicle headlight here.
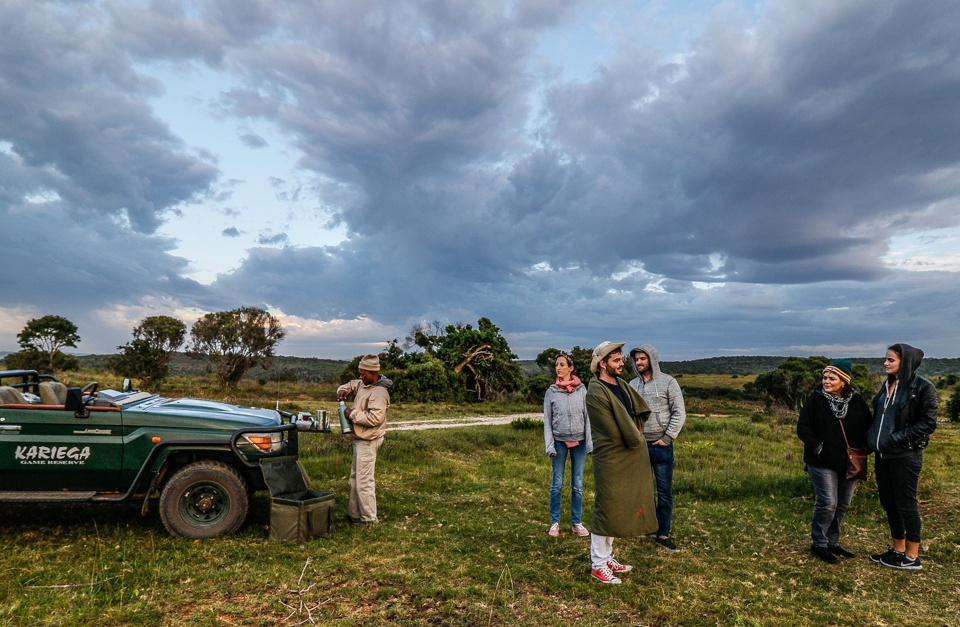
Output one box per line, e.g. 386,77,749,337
242,432,283,453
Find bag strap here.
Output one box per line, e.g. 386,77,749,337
837,417,852,450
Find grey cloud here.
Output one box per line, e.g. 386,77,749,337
257,231,289,246
0,1,219,233
222,226,241,237
6,0,960,359
239,132,268,148
0,198,210,313
529,0,960,282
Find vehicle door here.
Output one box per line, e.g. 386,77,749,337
0,405,124,491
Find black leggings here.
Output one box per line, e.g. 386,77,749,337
875,452,923,543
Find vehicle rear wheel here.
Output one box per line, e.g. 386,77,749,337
159,461,249,539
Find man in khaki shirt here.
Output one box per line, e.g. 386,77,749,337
337,354,392,526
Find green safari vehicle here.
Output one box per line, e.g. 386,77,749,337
0,369,323,539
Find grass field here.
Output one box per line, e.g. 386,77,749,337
2,376,959,626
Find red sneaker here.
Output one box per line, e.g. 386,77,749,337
572,523,590,537
548,523,560,537
590,566,622,584
607,558,633,573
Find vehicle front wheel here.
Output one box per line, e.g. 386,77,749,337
159,461,250,539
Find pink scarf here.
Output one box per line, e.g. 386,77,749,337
555,375,582,394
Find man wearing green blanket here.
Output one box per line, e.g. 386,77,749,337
586,341,659,584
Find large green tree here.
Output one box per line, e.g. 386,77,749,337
434,317,523,401
108,316,187,389
189,307,285,388
6,315,80,374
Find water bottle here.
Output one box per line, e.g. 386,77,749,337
338,400,353,434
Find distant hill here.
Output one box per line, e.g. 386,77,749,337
73,353,349,382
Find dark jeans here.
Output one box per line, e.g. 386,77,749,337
549,440,586,525
647,441,674,538
875,452,923,543
807,465,858,548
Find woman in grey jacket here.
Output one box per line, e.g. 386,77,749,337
544,354,593,537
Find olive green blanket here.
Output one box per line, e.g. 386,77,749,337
586,376,658,538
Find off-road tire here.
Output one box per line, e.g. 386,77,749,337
159,461,250,539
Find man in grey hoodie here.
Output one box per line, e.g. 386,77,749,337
629,344,686,552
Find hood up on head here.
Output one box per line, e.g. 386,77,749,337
629,344,661,380
890,343,924,385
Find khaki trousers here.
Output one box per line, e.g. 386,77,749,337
349,436,384,522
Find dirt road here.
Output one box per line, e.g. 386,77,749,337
386,413,541,431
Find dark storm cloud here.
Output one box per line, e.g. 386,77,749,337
197,0,960,355
4,0,960,357
0,1,218,234
530,0,960,282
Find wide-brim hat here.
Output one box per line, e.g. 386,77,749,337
590,341,625,374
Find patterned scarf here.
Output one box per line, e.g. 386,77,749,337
818,388,853,420
555,375,582,394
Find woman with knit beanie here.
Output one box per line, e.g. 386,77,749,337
797,359,873,563
543,353,593,537
866,344,938,570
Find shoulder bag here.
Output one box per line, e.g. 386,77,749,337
838,419,868,481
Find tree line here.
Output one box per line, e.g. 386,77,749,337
2,309,285,389
4,313,960,420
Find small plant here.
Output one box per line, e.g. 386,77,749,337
510,417,541,430
749,410,768,424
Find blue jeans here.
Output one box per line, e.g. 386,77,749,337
550,441,586,525
647,441,675,538
807,465,858,548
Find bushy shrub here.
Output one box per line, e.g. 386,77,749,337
3,349,78,373
522,375,553,403
385,355,471,403
511,417,542,430
947,388,960,423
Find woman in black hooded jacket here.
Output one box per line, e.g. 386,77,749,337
866,343,938,570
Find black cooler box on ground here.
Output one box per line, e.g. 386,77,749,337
261,456,335,542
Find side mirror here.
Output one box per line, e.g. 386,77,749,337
64,387,89,418
122,378,133,393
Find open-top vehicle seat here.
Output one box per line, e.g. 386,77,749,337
39,381,68,405
0,386,27,405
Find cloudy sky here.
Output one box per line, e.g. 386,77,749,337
2,0,959,360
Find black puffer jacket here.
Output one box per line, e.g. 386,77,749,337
867,343,939,457
797,388,872,474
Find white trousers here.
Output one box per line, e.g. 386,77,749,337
349,436,384,522
590,533,615,569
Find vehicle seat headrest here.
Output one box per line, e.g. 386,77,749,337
0,386,27,405
39,381,69,405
